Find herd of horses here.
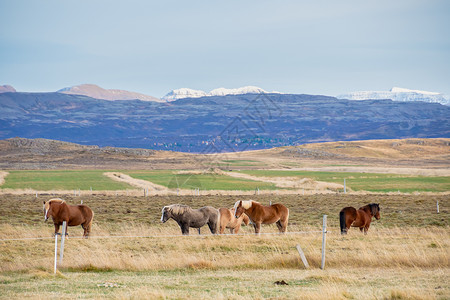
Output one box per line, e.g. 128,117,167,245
43,198,381,237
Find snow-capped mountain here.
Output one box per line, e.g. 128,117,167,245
58,84,162,102
162,86,280,101
338,87,449,105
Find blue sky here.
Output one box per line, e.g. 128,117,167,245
1,0,449,98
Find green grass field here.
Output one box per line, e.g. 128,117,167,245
123,170,278,190
236,170,450,193
1,170,134,191
1,169,449,193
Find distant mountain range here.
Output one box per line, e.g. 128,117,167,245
57,84,163,102
0,88,448,152
161,86,280,101
338,87,450,106
2,83,449,105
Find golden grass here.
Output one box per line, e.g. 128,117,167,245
1,224,448,272
0,193,448,299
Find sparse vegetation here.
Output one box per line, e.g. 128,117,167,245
0,194,448,299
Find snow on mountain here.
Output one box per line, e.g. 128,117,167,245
162,86,280,101
338,87,449,105
162,88,208,101
0,85,16,93
57,84,163,102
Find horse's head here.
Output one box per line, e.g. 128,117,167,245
233,201,244,219
43,198,65,222
160,206,171,223
371,203,381,220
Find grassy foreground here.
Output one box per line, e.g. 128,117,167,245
0,194,448,299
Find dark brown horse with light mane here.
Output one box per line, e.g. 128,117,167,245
161,204,220,235
339,203,380,235
43,198,94,238
234,200,289,234
218,207,250,234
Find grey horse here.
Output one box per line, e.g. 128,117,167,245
161,204,220,235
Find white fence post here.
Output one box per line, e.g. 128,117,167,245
321,215,327,270
437,200,439,213
54,233,58,274
60,221,66,264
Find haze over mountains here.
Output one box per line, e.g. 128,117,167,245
0,84,448,152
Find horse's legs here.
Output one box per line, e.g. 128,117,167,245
364,223,370,235
181,223,190,235
254,222,261,235
207,222,216,234
82,223,89,238
54,223,60,236
276,220,282,232
234,223,241,234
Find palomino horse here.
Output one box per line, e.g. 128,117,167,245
339,203,380,235
218,207,250,234
234,200,289,234
43,198,94,238
161,204,220,235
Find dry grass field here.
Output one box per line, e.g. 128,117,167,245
0,138,449,298
0,193,448,299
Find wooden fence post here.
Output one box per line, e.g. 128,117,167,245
295,244,309,268
60,221,66,264
321,215,327,270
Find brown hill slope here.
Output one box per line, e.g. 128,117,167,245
0,138,449,173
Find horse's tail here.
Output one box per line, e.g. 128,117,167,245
339,210,346,235
86,209,94,233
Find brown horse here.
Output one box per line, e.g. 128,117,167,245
234,200,289,234
161,204,220,235
339,203,380,235
218,207,250,234
43,198,94,238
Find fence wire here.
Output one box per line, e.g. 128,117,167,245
0,230,326,242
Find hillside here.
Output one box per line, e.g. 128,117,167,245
0,92,449,152
0,137,448,173
0,138,191,170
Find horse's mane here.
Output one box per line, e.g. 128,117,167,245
234,200,256,210
164,204,191,215
49,198,65,203
359,203,379,216
45,198,65,210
